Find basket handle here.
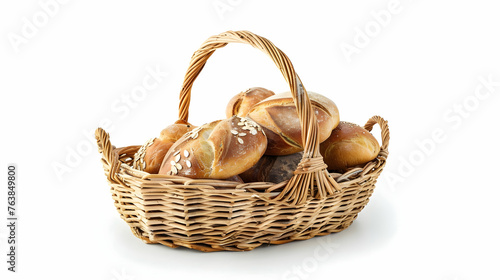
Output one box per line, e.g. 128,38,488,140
95,127,126,187
177,30,340,205
364,115,390,152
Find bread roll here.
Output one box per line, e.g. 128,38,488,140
248,91,340,155
225,87,275,118
239,152,303,183
133,122,195,174
159,121,196,143
320,121,380,172
158,116,267,179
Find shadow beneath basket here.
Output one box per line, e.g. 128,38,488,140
110,192,397,277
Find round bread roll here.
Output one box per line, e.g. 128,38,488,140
158,116,267,179
225,87,275,118
248,91,340,155
239,152,303,183
159,121,196,143
133,122,195,174
320,121,380,172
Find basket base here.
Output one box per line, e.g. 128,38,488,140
127,212,361,252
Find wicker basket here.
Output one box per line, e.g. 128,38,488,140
95,30,390,252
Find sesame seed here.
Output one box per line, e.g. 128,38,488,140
170,160,176,166
238,132,247,136
186,160,192,168
171,165,178,174
250,129,257,135
184,150,189,157
238,122,244,126
175,163,182,170
237,138,244,144
173,151,180,156
174,154,181,162
231,130,238,135
191,126,202,133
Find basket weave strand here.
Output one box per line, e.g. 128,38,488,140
95,30,390,252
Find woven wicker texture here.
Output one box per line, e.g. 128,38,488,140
95,31,390,252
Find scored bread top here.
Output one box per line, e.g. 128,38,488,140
158,116,267,179
225,87,275,118
248,91,340,155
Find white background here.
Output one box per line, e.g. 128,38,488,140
1,0,500,279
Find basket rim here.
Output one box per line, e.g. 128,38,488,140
114,147,387,187
97,115,389,206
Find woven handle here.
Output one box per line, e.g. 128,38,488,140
177,30,340,205
177,30,318,155
364,115,390,151
95,128,126,187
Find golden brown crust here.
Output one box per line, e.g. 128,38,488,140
141,139,173,173
159,122,196,143
248,91,340,155
133,123,196,174
225,87,275,118
158,116,267,179
320,121,380,172
160,121,217,178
